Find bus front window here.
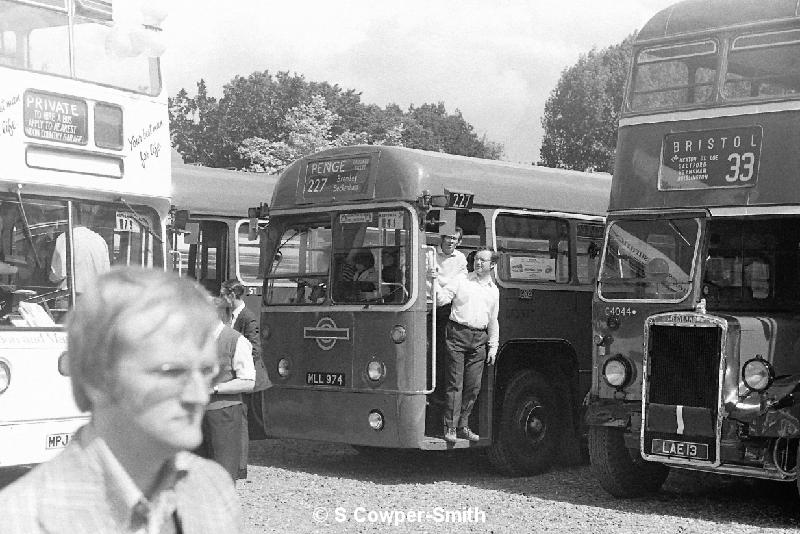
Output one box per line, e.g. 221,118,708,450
599,218,698,301
724,30,800,101
264,218,332,305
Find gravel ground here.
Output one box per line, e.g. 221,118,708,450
238,439,800,534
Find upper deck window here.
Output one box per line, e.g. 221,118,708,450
723,29,800,101
630,40,717,112
0,0,161,95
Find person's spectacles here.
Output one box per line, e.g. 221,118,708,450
143,362,220,388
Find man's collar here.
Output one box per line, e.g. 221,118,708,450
468,271,495,286
79,424,187,528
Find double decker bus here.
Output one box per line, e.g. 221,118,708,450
0,0,169,467
587,0,800,496
259,145,609,474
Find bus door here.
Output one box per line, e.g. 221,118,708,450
235,219,264,312
181,220,228,296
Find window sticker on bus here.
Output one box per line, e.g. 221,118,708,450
509,256,556,282
658,126,763,190
378,211,404,229
23,91,88,146
339,212,374,225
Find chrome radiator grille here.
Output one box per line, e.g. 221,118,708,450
646,325,721,410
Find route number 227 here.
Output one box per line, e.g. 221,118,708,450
306,177,328,193
725,152,755,182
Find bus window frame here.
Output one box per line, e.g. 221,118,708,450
596,212,704,304
722,28,800,102
262,202,419,312
234,218,265,292
491,208,604,291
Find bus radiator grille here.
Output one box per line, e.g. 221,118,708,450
647,325,721,410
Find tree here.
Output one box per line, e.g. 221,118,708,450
539,34,635,173
170,70,504,169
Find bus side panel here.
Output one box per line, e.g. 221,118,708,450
0,330,87,467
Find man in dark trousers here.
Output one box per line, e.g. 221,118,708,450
221,279,270,479
432,249,499,444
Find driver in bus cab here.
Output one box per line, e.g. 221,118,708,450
49,203,110,295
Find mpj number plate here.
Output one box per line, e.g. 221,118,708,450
651,438,708,460
46,433,72,450
306,372,345,387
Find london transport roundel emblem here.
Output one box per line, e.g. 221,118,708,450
303,317,351,351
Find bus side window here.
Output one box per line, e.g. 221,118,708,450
495,214,570,284
576,223,604,285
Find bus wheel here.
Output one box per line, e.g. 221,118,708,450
488,369,557,476
588,426,669,497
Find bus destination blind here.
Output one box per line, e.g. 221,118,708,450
300,155,373,203
23,90,88,146
658,126,762,191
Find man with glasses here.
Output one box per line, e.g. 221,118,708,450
0,267,242,533
432,249,499,444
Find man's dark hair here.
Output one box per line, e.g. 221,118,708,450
221,279,246,299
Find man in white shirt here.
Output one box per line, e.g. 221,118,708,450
49,204,110,294
433,249,499,444
197,299,255,480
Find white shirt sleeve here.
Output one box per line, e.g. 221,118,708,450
231,336,256,381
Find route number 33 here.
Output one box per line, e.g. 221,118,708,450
725,152,755,182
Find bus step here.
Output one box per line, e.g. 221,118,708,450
419,435,488,450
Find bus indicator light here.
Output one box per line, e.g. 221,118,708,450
390,325,406,344
368,410,384,431
367,361,385,382
277,358,290,378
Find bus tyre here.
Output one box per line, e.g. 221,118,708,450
488,370,557,476
588,426,669,497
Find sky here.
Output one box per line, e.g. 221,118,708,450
162,0,678,164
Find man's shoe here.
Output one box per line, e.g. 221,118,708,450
443,427,458,444
457,427,480,442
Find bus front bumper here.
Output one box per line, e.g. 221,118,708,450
263,387,429,448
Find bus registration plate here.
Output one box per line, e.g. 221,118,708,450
307,372,345,387
46,433,72,450
651,438,708,460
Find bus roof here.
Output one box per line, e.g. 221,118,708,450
171,152,277,218
271,146,611,216
637,0,800,42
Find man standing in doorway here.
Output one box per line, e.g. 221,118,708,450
433,249,499,444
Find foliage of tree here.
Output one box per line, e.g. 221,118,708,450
169,70,503,170
539,34,635,173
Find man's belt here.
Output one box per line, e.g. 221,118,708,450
448,319,487,332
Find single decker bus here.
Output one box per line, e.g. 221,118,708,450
259,145,609,474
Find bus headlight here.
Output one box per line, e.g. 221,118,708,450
390,325,406,344
367,360,386,382
742,358,773,392
368,410,384,430
277,358,291,378
602,356,632,388
0,361,10,394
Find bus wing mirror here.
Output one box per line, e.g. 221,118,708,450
173,209,190,231
248,204,268,241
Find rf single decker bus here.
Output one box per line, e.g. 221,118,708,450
0,0,170,467
259,145,609,474
587,0,800,497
